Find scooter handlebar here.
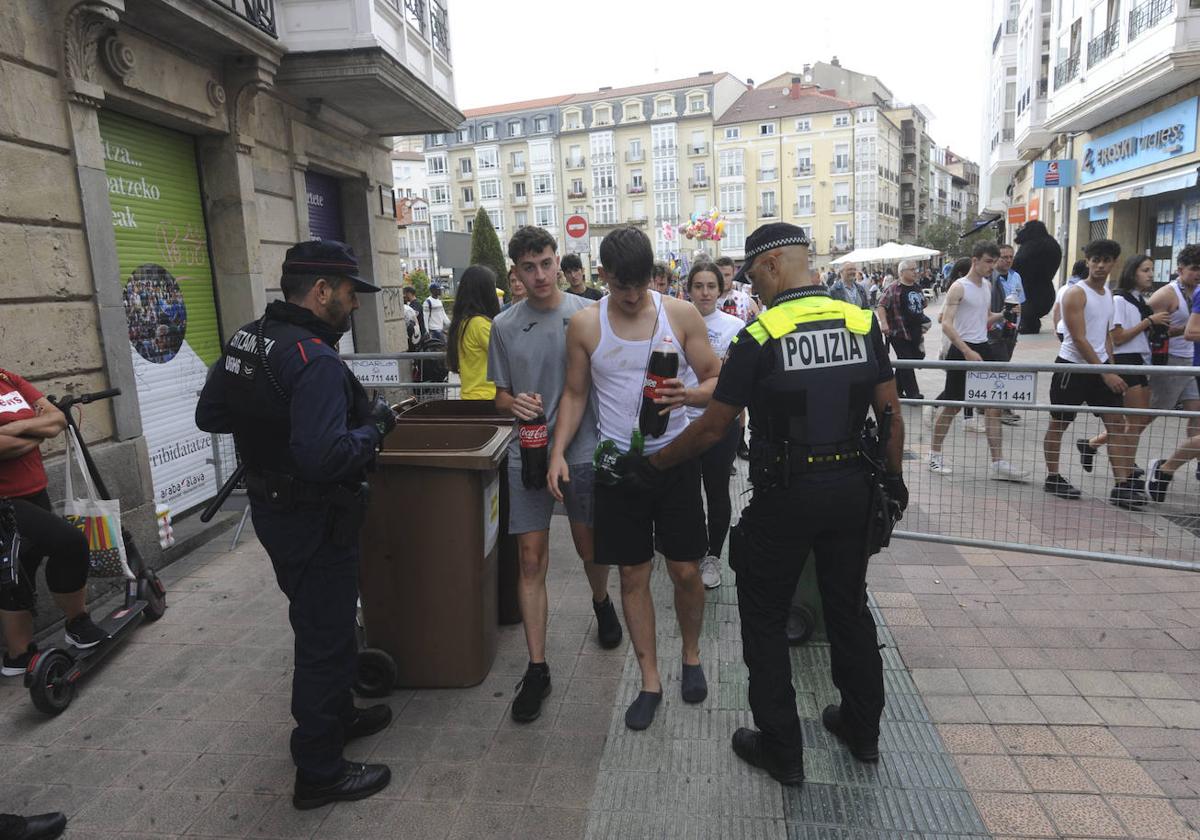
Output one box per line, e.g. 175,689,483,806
49,388,122,412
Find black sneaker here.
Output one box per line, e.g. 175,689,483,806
511,663,551,723
1076,439,1097,473
344,704,392,742
293,761,391,810
1,644,36,678
1043,473,1081,500
64,613,106,649
821,704,879,763
0,811,67,839
1147,459,1174,504
592,597,623,650
1110,480,1147,511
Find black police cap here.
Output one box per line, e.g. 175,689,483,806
283,239,380,293
732,223,811,287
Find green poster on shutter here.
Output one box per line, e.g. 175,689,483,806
99,110,222,513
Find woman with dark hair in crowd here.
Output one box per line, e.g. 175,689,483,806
445,265,502,401
1,368,105,679
1076,255,1172,475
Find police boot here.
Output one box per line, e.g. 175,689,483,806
822,705,879,763
293,761,391,810
731,728,804,786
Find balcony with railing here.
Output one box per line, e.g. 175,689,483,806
793,164,813,177
1129,0,1173,42
759,205,779,218
1088,21,1120,67
625,149,645,163
793,202,815,217
565,157,587,170
461,197,474,209
627,183,647,194
508,162,526,174
207,0,277,37
511,194,528,205
830,237,853,254
830,199,853,213
757,168,778,181
688,177,709,189
1053,54,1080,89
688,143,708,156
567,187,587,199
274,0,460,135
830,161,851,175
456,168,473,181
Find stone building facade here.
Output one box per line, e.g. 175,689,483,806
0,0,459,564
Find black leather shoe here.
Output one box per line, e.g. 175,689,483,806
822,705,879,763
730,728,804,786
345,704,392,742
593,596,623,650
0,812,67,840
293,761,391,810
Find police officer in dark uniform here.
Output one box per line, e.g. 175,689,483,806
196,240,398,809
620,223,907,784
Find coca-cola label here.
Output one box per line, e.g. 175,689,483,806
643,373,668,400
519,423,548,448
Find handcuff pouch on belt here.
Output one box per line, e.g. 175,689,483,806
248,470,370,547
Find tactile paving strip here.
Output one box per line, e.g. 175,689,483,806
584,464,989,840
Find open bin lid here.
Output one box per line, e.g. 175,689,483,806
397,399,514,426
377,423,513,470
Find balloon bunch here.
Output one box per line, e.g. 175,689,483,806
683,208,726,241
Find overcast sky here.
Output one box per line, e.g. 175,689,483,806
448,0,993,164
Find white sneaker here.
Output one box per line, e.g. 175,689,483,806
699,555,722,589
988,460,1029,482
929,453,952,475
963,416,985,433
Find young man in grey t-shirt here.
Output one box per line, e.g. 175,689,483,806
488,226,622,725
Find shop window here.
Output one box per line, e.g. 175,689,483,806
1157,207,1175,248
1186,201,1200,245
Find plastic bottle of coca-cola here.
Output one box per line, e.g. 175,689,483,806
519,413,548,489
639,336,679,438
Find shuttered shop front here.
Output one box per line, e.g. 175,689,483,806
98,110,222,513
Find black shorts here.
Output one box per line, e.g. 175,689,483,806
1049,358,1123,422
1113,353,1149,388
594,457,707,565
937,341,994,402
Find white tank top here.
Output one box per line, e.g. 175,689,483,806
591,291,692,455
1059,282,1114,364
1169,281,1194,358
952,277,991,345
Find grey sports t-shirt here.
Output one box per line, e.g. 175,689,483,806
488,293,599,464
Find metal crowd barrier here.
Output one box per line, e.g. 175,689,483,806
342,352,461,403
892,358,1200,573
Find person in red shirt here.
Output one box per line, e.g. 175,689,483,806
1,368,104,676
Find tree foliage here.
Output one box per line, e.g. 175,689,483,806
470,207,509,292
919,215,998,260
405,268,431,300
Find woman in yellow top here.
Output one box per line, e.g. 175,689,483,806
446,265,501,400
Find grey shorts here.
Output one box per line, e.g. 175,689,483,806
508,461,594,534
1150,356,1200,410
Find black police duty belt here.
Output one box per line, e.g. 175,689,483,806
763,440,863,475
244,468,352,509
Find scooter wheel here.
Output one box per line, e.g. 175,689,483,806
786,605,816,647
354,648,396,698
139,569,167,623
29,650,77,716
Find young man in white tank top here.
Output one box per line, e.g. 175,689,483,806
550,227,722,732
1043,239,1145,509
928,242,1028,481
1147,246,1200,476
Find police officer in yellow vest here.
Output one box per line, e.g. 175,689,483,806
619,223,906,784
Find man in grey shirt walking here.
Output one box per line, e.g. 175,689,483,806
489,226,622,725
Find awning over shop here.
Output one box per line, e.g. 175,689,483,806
1078,168,1199,210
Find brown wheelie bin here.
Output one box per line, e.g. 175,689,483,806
395,400,521,625
359,422,512,688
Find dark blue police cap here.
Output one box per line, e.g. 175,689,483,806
732,222,811,286
283,239,380,293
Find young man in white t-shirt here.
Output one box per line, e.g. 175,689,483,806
928,242,1027,481
1043,239,1144,509
422,285,448,339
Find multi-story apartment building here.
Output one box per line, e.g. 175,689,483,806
556,73,746,260
945,150,982,226
0,0,460,562
983,0,1023,209
392,150,434,276
991,0,1200,285
888,105,937,241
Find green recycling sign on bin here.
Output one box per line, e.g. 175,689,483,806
99,110,222,514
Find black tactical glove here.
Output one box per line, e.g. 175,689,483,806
883,472,908,516
617,453,666,493
368,395,397,440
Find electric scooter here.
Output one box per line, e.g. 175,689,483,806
24,388,167,715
